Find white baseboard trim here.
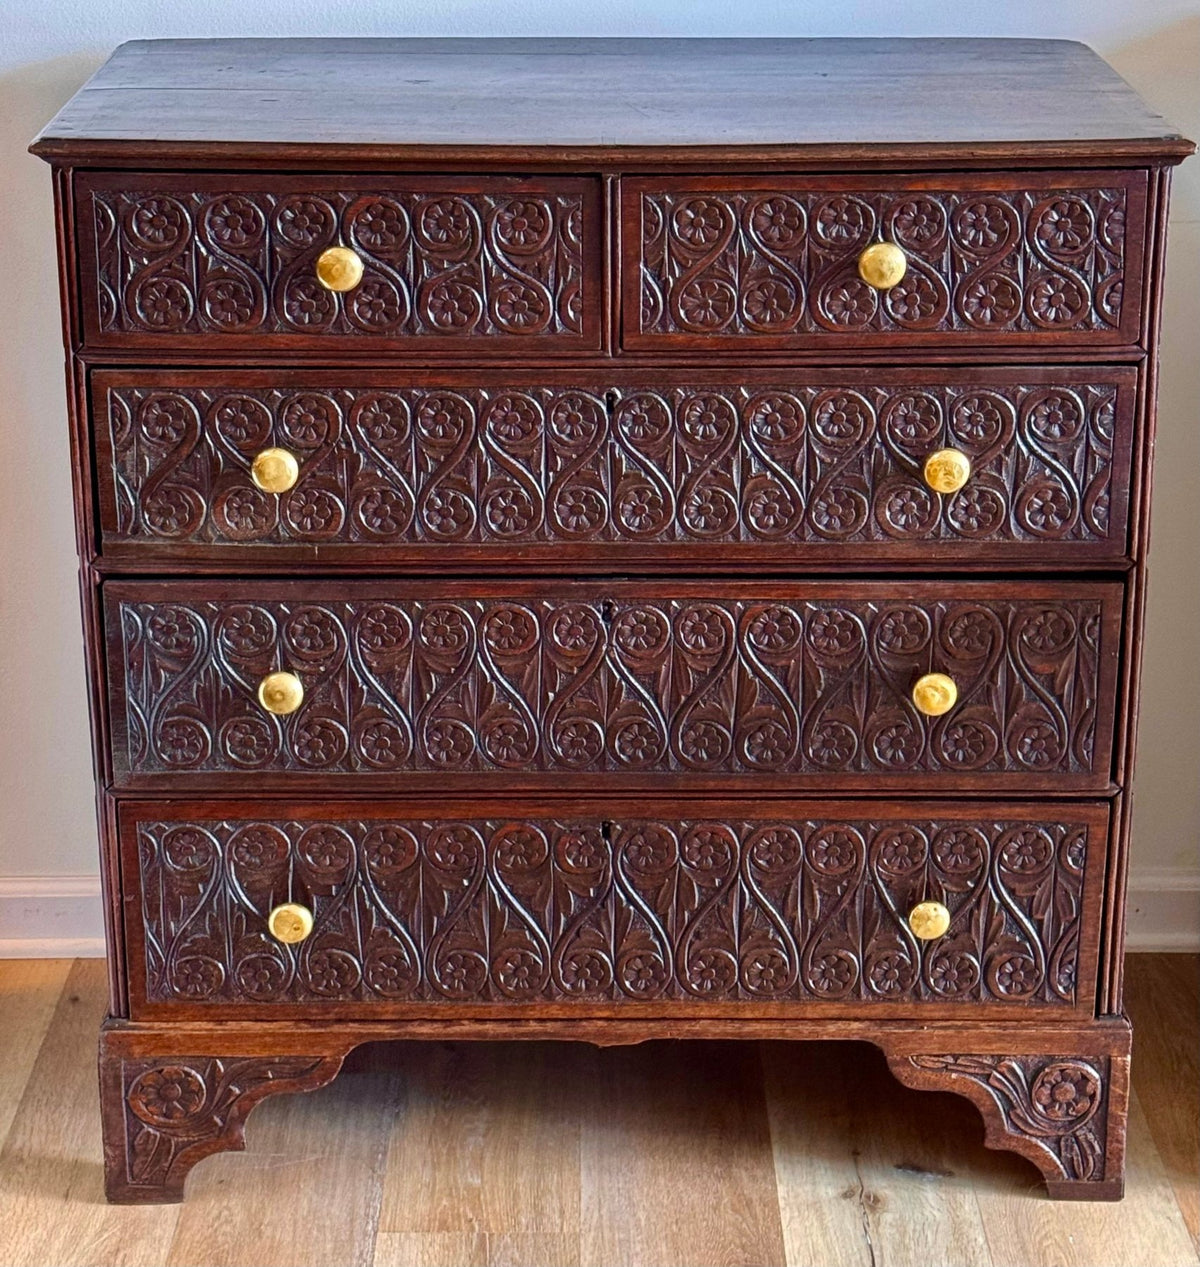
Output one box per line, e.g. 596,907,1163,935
0,868,1196,958
0,875,106,958
1125,868,1200,952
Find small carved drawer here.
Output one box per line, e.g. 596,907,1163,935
623,171,1148,351
104,579,1121,794
119,797,1108,1020
75,172,603,353
92,365,1137,568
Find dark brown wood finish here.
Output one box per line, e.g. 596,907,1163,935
91,366,1138,570
29,39,1191,166
76,172,604,355
97,1013,1133,1203
623,171,1147,352
102,579,1122,794
118,796,1108,1021
31,37,1192,1203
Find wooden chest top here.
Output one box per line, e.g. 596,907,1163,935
30,37,1191,167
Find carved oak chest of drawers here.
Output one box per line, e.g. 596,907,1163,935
32,36,1192,1202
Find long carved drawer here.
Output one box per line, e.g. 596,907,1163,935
92,365,1136,569
623,171,1148,351
104,580,1120,793
75,172,602,353
119,797,1108,1020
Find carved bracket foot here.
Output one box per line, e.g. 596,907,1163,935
99,1027,344,1203
885,1035,1130,1200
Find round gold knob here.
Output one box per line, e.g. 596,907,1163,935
251,447,300,495
912,672,958,717
257,671,304,716
315,245,364,292
268,903,314,944
857,241,907,290
924,448,972,495
909,900,951,940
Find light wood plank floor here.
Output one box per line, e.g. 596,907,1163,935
0,955,1195,1267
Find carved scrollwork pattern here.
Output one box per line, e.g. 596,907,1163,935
132,811,1094,1007
111,1055,338,1197
899,1053,1114,1183
635,178,1140,342
110,589,1113,785
101,375,1130,555
84,177,592,343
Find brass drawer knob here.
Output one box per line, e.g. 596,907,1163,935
923,447,972,495
908,900,951,940
315,245,364,292
251,446,300,494
912,672,958,717
268,903,314,944
257,670,304,716
857,241,907,290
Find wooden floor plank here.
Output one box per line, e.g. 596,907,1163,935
769,1039,993,1267
0,959,181,1267
0,954,1196,1267
164,1043,402,1267
0,958,72,1148
851,1045,994,1267
379,1041,580,1247
373,1232,487,1266
372,1230,580,1267
1126,953,1200,1252
761,1041,877,1267
976,1086,1199,1267
487,1233,586,1266
580,1040,785,1267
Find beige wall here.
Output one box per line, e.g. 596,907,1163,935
0,7,1196,933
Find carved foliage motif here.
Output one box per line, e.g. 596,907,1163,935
904,1053,1112,1181
117,1055,333,1192
103,377,1125,550
113,592,1108,782
86,181,588,340
637,183,1132,339
134,812,1090,1007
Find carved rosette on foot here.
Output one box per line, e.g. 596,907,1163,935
886,1024,1130,1199
99,1029,343,1202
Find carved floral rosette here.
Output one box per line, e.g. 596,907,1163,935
900,1053,1115,1183
113,1055,337,1195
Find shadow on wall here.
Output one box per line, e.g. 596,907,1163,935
0,29,1197,897
1110,16,1199,218
1109,19,1200,877
0,54,108,875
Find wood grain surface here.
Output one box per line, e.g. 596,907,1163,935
30,39,1192,165
0,954,1195,1265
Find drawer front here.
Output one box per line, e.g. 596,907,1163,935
93,366,1136,568
76,173,602,352
120,797,1107,1019
624,171,1148,351
105,580,1120,793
